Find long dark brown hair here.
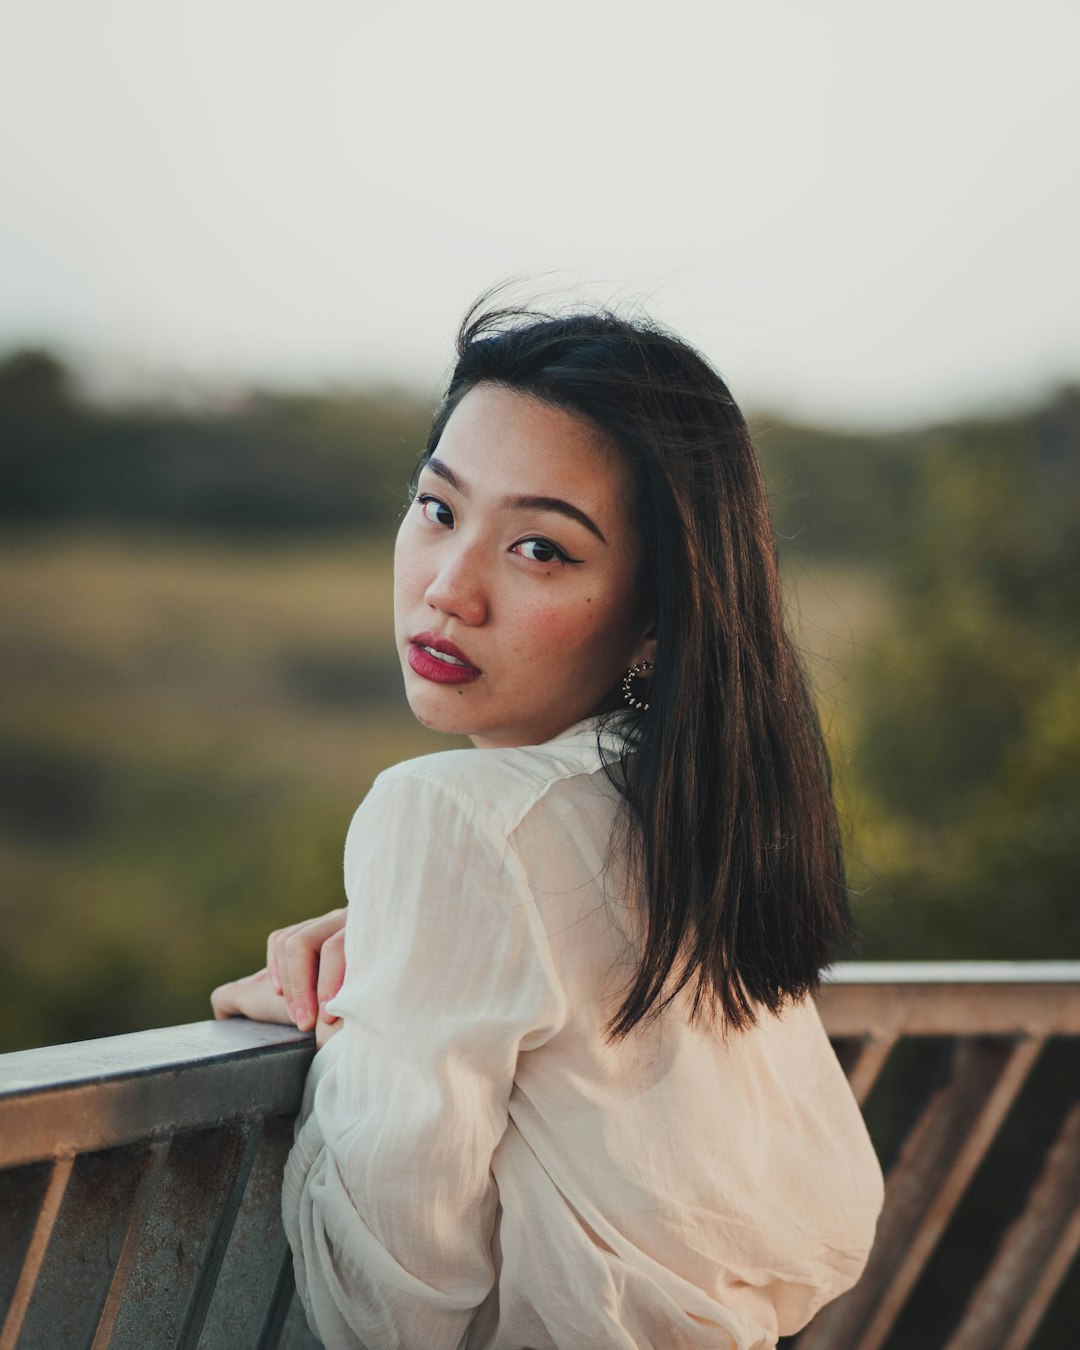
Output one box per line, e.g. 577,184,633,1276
420,298,854,1038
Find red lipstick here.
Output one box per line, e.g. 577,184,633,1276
407,631,482,686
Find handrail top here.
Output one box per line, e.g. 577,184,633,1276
823,960,1080,984
1,963,1079,1098
0,1018,312,1100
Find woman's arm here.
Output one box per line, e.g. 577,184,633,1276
283,767,565,1349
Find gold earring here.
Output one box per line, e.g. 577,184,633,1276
621,660,655,711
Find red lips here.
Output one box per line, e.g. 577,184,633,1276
407,631,482,685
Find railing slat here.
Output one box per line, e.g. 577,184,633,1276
846,1034,897,1107
1007,1201,1080,1350
179,1121,265,1349
857,1036,1043,1350
0,1155,73,1350
91,1140,172,1350
195,1112,303,1350
943,1098,1080,1350
13,1139,170,1349
259,1247,303,1350
106,1125,250,1349
0,1161,51,1331
797,1035,1043,1349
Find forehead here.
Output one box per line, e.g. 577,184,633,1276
434,383,632,507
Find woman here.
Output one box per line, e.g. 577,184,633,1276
211,300,885,1349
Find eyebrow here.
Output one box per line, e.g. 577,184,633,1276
424,456,608,545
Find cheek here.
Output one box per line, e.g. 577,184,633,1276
514,587,636,663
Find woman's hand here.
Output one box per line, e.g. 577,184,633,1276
210,965,342,1047
266,907,348,1033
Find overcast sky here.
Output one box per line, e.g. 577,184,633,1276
2,0,1078,426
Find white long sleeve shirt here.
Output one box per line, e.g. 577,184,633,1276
282,718,884,1349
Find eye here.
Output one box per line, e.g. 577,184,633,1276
513,537,576,565
416,494,453,527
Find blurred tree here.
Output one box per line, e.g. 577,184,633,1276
0,349,81,518
849,388,1080,958
0,347,434,533
753,415,918,562
0,349,72,411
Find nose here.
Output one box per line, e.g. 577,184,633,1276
423,538,488,627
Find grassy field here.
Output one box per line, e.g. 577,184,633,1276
0,532,894,1050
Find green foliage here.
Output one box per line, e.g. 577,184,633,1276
846,388,1080,958
0,347,434,533
753,415,918,562
0,747,350,1049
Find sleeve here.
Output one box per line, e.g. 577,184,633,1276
281,767,567,1350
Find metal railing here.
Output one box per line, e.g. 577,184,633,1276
1,963,1078,1349
800,962,1080,1350
0,1020,317,1350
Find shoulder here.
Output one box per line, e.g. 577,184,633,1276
364,735,615,838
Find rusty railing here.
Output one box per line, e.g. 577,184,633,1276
796,961,1080,1349
0,1019,318,1350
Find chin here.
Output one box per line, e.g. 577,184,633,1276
404,685,477,739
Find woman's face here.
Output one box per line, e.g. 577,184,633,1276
394,382,654,748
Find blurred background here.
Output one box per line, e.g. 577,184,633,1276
1,0,1078,1052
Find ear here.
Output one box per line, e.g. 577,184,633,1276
630,626,657,671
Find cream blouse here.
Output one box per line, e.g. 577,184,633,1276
282,718,884,1350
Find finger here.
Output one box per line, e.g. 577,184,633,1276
210,984,231,1019
277,909,347,1023
209,977,248,1015
282,933,321,1031
267,920,304,995
266,929,284,994
212,969,292,1025
316,929,347,1024
272,915,328,1006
